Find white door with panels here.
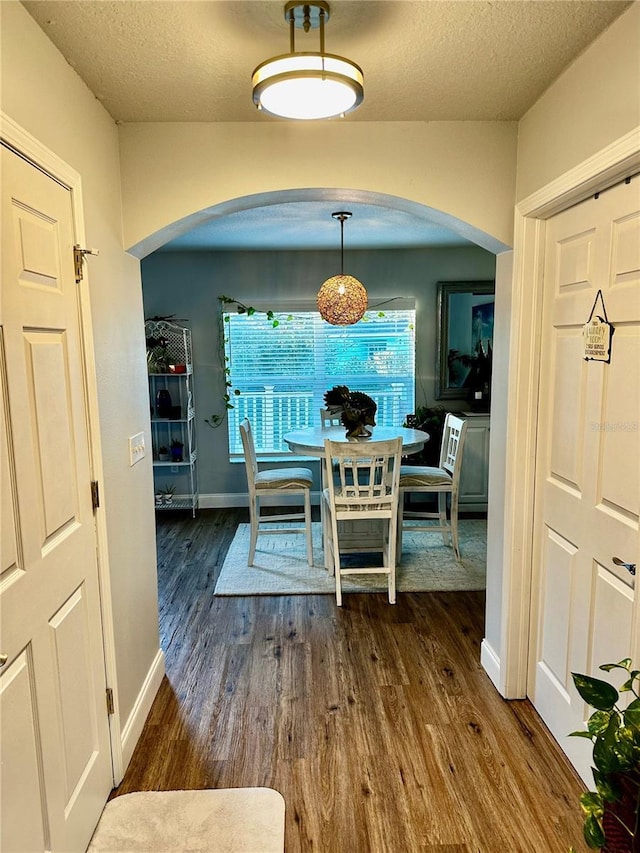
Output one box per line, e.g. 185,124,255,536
0,145,113,851
530,176,640,782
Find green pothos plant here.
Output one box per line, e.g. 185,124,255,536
569,659,640,851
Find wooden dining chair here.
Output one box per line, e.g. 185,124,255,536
320,407,342,427
239,418,314,567
398,414,468,561
322,436,403,606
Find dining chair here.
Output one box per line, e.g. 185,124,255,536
398,413,468,561
322,436,403,606
239,418,314,567
319,407,343,485
320,407,342,427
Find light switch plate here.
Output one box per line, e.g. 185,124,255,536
129,432,145,466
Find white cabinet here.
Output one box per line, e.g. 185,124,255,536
146,320,198,515
459,413,490,511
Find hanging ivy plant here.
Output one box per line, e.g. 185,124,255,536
204,295,405,428
205,296,292,428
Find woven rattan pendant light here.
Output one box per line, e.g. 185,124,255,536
317,212,367,325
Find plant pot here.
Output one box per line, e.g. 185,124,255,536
163,494,173,505
602,773,640,853
155,494,163,506
158,453,169,462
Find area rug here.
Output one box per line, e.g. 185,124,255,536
214,520,486,596
87,788,285,853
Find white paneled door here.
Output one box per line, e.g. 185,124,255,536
0,145,112,851
530,176,640,783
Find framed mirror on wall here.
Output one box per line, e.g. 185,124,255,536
436,281,495,406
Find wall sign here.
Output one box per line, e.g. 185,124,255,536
583,290,613,363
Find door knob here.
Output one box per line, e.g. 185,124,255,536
613,557,637,576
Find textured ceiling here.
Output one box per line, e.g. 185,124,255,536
21,0,632,251
22,0,631,123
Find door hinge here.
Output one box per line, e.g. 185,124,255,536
91,480,100,511
106,687,115,715
73,245,99,283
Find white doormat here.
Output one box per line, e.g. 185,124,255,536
87,788,285,853
214,520,486,596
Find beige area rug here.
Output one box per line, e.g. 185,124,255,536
214,520,486,596
88,788,285,853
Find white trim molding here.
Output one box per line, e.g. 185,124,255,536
498,126,640,698
480,639,501,689
119,650,166,773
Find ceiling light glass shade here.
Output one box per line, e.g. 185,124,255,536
252,53,364,120
317,274,367,325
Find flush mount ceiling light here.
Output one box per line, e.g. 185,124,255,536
317,212,367,325
252,1,364,121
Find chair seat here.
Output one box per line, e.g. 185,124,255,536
399,465,452,487
398,415,468,563
240,418,313,568
255,467,313,489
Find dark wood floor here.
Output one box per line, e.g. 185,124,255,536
115,508,589,852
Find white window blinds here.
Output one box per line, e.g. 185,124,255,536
224,307,415,455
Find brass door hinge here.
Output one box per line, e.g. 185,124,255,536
106,687,115,715
73,245,99,283
91,480,100,511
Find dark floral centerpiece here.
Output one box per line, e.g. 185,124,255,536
324,385,377,439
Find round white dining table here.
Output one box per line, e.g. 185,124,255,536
283,425,429,570
283,425,429,457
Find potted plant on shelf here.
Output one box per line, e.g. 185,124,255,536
157,445,169,462
159,484,176,505
569,658,640,851
146,335,170,374
170,439,184,462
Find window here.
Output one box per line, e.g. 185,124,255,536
224,305,415,456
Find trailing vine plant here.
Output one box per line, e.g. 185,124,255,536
204,296,292,428
204,294,407,428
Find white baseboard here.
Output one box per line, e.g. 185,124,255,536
480,638,503,696
198,492,322,509
119,648,166,776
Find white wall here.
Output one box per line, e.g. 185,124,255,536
119,121,517,257
1,1,161,755
482,251,513,683
489,2,640,696
516,3,640,201
142,246,496,500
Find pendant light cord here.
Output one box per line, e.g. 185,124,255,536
289,8,295,51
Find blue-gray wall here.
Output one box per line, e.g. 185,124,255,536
141,246,495,501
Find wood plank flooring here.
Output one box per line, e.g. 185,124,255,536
115,509,589,852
